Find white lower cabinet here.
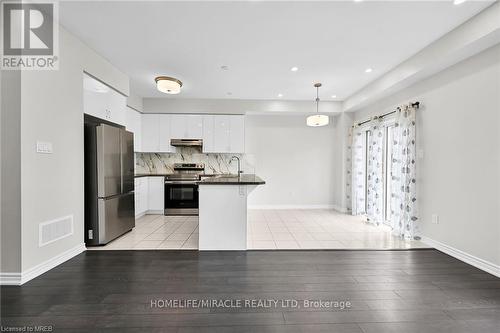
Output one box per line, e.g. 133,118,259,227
148,177,165,213
134,177,149,217
135,176,164,217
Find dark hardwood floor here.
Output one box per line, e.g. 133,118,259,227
1,249,499,332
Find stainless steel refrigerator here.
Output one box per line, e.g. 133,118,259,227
84,122,135,245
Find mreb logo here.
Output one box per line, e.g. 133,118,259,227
1,1,58,70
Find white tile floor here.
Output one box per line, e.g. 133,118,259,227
87,209,429,250
247,209,428,250
87,215,199,250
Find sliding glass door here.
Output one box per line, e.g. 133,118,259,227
355,121,395,225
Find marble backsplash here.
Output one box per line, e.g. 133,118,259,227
135,147,255,175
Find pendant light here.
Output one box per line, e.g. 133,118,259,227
155,76,183,94
306,83,329,127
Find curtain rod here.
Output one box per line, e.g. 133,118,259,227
354,101,420,128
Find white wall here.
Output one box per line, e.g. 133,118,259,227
353,44,500,268
245,115,337,208
1,71,22,274
143,98,342,115
15,26,129,277
331,112,354,212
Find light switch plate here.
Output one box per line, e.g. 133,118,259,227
36,141,53,154
432,214,439,224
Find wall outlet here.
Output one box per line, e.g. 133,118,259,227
36,141,53,154
432,214,439,224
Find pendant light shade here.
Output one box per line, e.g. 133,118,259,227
155,76,182,94
306,83,329,127
306,114,329,127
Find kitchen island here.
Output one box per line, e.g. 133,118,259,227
198,174,265,250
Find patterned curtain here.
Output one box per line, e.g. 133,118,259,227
390,104,419,239
346,127,353,213
366,117,385,224
350,126,366,215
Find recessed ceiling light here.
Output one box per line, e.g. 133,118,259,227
155,76,182,94
277,93,283,98
365,68,373,73
354,0,364,2
453,0,467,5
290,66,299,72
331,95,337,98
220,65,229,70
227,92,233,96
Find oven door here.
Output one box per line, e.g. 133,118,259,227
164,182,199,216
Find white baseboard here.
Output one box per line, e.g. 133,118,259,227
0,272,22,285
332,205,349,213
422,236,500,278
248,204,336,210
135,211,146,219
0,243,86,286
146,210,163,215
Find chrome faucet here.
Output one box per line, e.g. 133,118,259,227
231,156,242,177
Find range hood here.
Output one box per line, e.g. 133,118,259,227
170,139,203,147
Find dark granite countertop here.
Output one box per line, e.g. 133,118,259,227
134,173,239,178
134,174,171,178
198,174,265,185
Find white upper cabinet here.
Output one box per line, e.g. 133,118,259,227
125,107,142,152
141,114,174,153
158,115,174,152
83,89,108,120
139,112,244,154
107,90,126,125
187,115,203,138
141,114,160,152
83,73,126,126
170,115,186,139
202,115,215,152
170,115,203,139
203,115,245,153
229,115,245,153
214,115,231,153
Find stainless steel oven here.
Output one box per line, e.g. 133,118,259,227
164,163,204,216
164,182,199,216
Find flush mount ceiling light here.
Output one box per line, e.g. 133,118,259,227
155,76,182,94
365,68,373,73
306,83,329,127
290,66,299,72
453,0,467,5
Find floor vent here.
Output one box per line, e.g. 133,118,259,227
39,215,74,247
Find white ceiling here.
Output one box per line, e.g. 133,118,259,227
59,1,493,101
